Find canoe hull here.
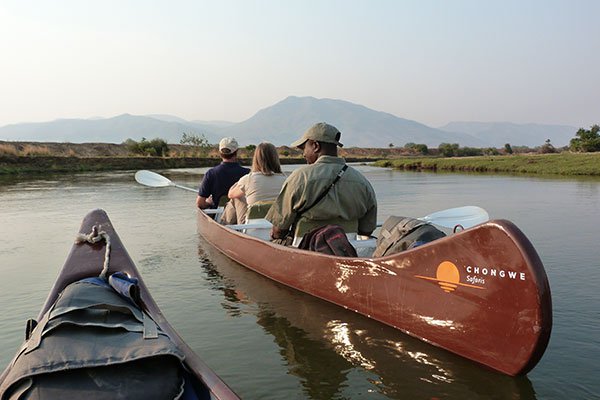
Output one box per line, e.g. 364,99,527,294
197,211,552,376
0,209,239,400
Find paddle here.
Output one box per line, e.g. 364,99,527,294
418,206,489,229
226,206,489,231
135,170,489,229
135,170,197,193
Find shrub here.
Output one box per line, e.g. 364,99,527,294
0,144,18,156
540,139,557,154
570,125,600,152
20,145,51,156
404,142,429,155
438,143,459,157
124,138,169,156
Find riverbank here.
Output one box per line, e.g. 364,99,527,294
374,152,600,176
0,140,385,175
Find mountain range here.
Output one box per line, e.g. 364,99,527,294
0,96,579,148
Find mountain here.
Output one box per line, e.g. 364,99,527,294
0,97,578,147
217,96,486,148
0,114,221,144
439,121,578,147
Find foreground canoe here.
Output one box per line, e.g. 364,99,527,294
197,210,552,376
0,209,239,400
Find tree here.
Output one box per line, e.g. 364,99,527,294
124,137,169,156
540,139,557,154
570,125,600,152
180,132,209,147
245,144,257,152
438,143,459,157
180,132,211,156
388,143,394,148
404,142,429,155
459,147,483,156
504,143,513,154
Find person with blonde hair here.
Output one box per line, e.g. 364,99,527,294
221,142,286,224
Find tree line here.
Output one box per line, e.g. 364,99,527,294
124,125,600,157
391,124,600,157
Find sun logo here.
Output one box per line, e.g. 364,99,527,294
436,261,460,292
415,261,485,292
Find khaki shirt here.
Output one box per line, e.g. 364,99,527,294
266,155,377,235
237,172,287,206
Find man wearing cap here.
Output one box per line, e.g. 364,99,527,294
196,137,249,209
266,122,377,243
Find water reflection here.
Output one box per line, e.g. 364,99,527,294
196,236,537,399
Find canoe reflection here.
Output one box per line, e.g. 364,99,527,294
196,236,537,399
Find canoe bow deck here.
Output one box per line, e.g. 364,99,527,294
0,209,239,400
196,210,552,376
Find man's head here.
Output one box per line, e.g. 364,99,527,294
219,137,239,160
291,123,342,164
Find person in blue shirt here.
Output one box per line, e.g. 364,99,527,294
196,137,249,209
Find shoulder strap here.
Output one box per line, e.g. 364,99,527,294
286,165,348,238
297,164,348,219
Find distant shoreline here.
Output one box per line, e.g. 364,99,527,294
0,154,381,175
374,153,600,177
2,140,599,177
0,140,397,175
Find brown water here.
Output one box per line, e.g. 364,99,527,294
0,166,598,399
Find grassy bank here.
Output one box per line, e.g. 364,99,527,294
373,153,600,176
0,154,381,175
0,140,386,175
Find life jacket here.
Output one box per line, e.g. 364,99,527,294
372,216,446,258
298,224,358,257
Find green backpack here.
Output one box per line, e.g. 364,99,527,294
373,216,446,258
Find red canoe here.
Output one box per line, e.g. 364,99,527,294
197,210,552,376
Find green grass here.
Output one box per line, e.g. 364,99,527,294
373,153,600,176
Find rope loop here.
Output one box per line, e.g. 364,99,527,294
75,225,111,279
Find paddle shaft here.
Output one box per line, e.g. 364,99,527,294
172,183,197,193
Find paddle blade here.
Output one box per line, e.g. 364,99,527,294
135,170,173,188
420,206,489,229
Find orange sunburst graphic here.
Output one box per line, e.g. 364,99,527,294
415,261,485,292
436,261,460,292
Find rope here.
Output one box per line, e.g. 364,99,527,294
75,225,111,279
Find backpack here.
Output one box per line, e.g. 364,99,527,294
372,216,446,258
298,224,358,257
1,278,187,400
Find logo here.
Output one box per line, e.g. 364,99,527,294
415,261,485,293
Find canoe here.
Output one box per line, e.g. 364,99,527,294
0,209,239,400
197,238,538,398
196,210,552,376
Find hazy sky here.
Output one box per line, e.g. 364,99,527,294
0,0,598,128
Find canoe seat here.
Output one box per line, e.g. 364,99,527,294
244,200,275,240
205,197,230,223
247,200,274,219
218,196,230,207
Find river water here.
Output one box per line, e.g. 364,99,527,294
0,166,598,399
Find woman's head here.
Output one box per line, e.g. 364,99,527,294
252,142,282,175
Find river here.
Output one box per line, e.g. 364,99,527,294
0,166,598,399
